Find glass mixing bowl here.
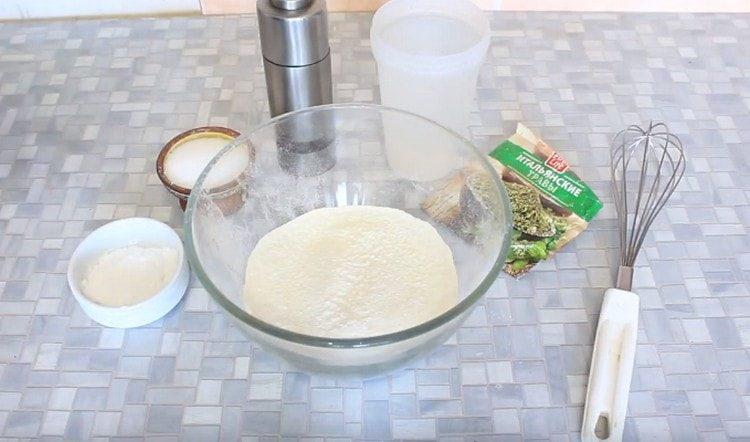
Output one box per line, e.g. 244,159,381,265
184,103,511,374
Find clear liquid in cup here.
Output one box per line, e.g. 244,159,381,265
380,14,482,57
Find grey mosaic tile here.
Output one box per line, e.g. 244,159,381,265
4,410,43,437
462,386,491,415
41,410,70,436
181,425,220,441
146,405,183,434
242,410,280,435
362,400,390,438
249,373,283,401
92,411,121,436
281,403,308,436
310,388,343,412
669,415,700,442
309,411,345,436
0,11,748,440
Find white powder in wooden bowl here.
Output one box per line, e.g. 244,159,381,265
164,135,249,190
81,245,179,307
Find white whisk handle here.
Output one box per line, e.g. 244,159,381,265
581,288,639,442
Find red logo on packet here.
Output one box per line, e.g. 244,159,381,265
545,152,570,173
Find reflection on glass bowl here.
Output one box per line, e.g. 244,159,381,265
184,103,512,375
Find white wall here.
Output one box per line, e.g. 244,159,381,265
2,0,747,19
201,0,750,14
0,0,201,20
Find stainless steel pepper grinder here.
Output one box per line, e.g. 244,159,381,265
257,0,332,117
257,0,335,177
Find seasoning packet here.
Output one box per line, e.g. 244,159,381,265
422,123,602,277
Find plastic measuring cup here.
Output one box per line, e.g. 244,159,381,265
371,0,491,137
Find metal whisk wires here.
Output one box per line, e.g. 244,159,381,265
611,122,686,288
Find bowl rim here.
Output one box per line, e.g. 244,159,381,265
183,102,511,348
156,126,242,197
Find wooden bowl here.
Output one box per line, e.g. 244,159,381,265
156,126,245,212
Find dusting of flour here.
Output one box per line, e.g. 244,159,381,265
82,245,179,307
243,206,458,338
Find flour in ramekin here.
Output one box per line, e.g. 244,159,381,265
81,245,178,307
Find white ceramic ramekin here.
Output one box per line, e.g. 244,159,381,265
67,217,190,328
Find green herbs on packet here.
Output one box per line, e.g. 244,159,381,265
422,123,602,277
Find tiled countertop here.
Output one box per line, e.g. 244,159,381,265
1,12,749,440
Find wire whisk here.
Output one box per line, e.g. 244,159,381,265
611,122,686,290
582,122,686,442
